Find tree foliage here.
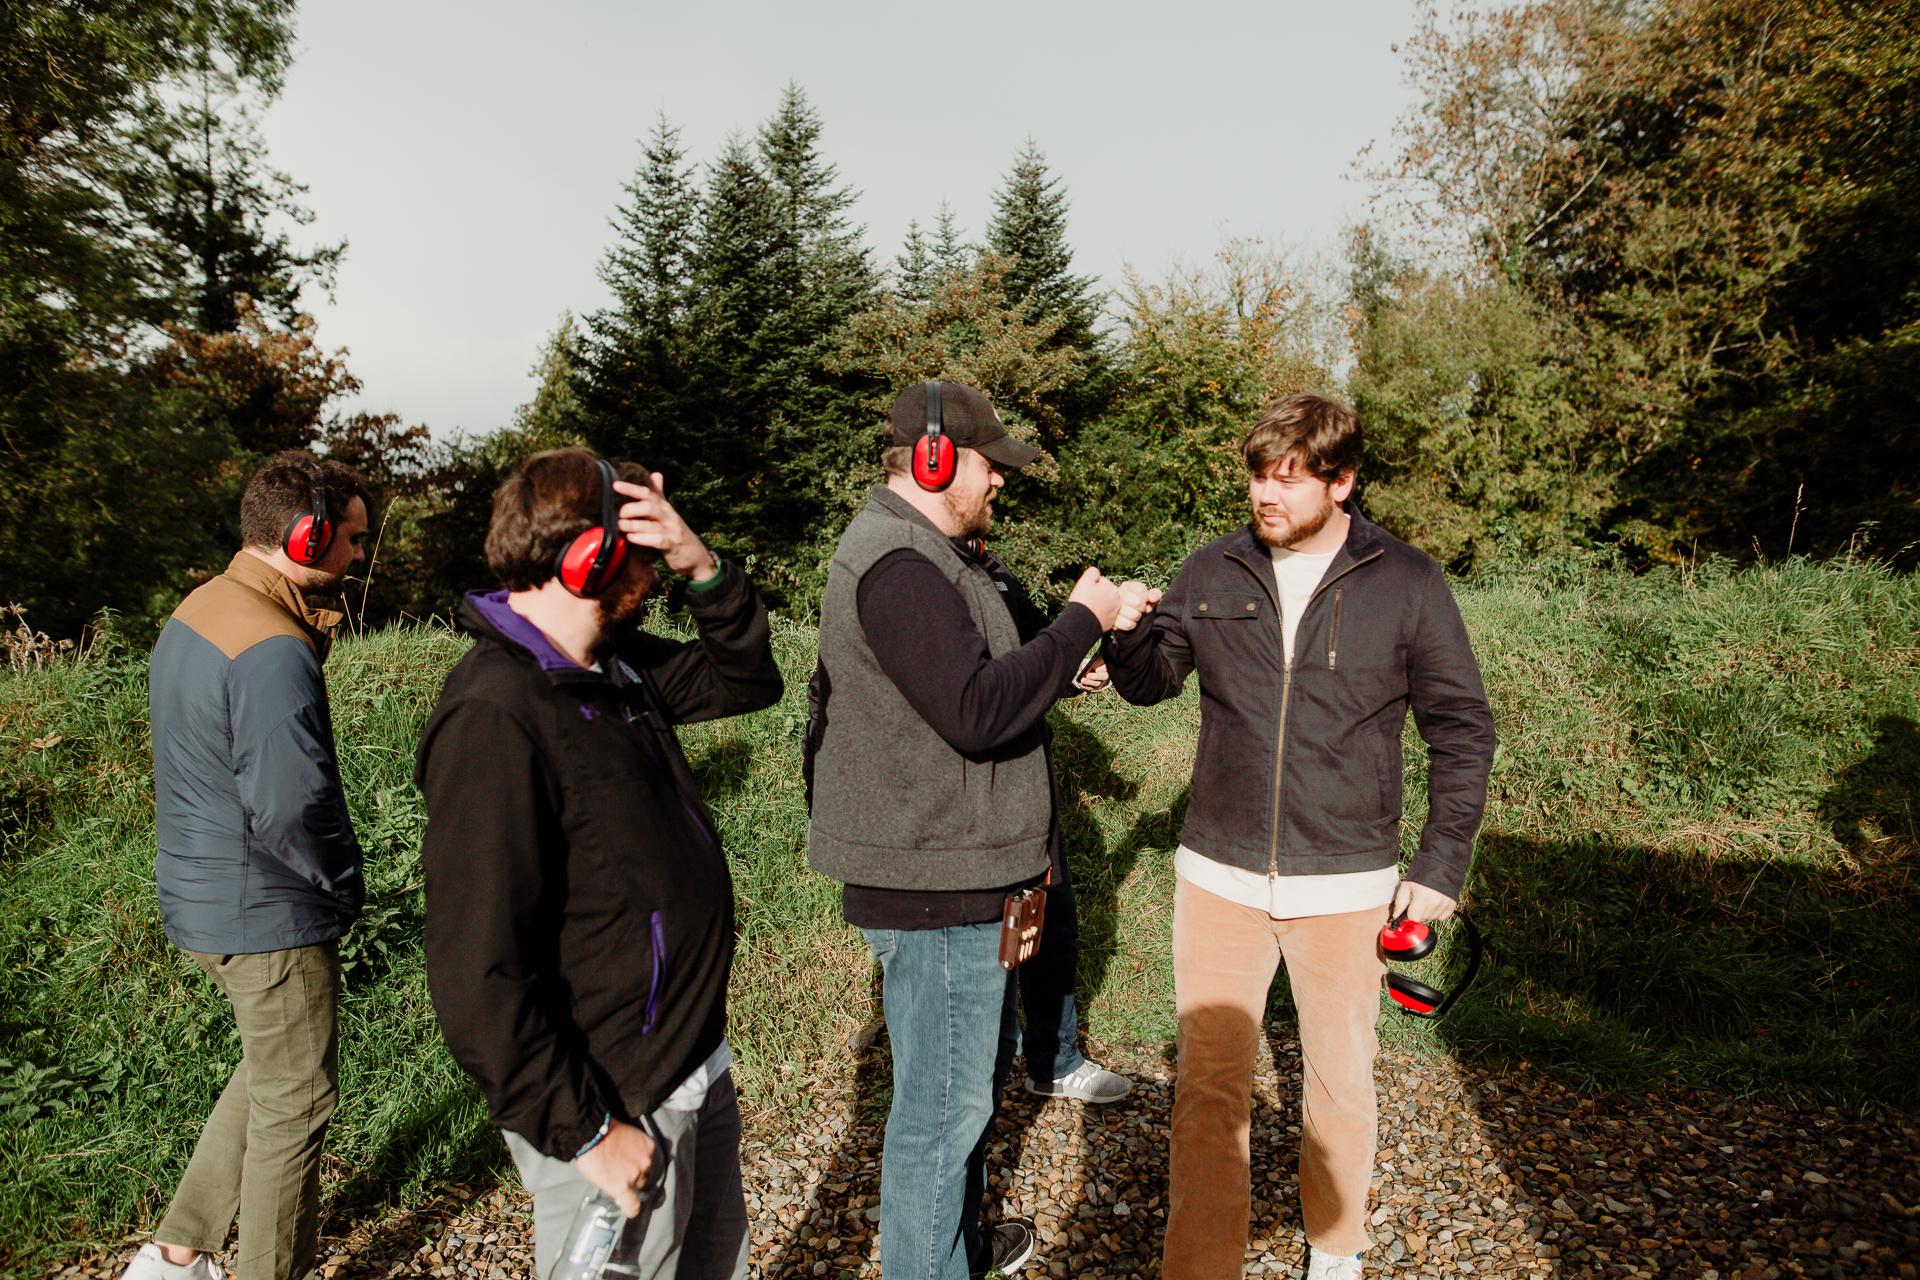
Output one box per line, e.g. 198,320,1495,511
0,0,353,638
1366,0,1920,563
575,87,880,590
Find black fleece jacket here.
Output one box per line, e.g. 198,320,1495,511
1104,506,1495,900
414,563,782,1160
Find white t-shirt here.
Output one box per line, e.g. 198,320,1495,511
1174,541,1397,919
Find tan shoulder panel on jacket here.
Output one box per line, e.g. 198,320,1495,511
170,556,318,661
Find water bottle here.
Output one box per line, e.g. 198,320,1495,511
547,1117,669,1280
548,1190,642,1280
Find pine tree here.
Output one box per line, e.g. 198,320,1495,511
897,220,933,303
749,85,879,567
576,115,712,518
932,202,971,278
983,143,1108,443
129,58,343,333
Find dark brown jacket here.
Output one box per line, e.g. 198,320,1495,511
1103,506,1495,900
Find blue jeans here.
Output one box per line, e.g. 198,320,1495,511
863,921,1019,1280
1017,854,1087,1085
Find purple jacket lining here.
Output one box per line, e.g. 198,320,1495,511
468,590,720,850
466,590,585,673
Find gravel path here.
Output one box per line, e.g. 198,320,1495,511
71,1040,1920,1280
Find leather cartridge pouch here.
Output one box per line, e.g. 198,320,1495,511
998,869,1049,971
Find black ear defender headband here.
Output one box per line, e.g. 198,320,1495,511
911,379,956,492
1380,910,1484,1020
281,468,333,566
555,458,630,597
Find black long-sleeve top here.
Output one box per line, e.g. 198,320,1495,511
841,539,1100,928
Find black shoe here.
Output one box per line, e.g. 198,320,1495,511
970,1220,1036,1278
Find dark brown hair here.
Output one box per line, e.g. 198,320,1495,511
485,448,649,591
880,444,915,477
1242,394,1364,482
240,451,372,552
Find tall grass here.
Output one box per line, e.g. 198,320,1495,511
2,554,1916,1270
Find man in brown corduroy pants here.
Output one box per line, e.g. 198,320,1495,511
1105,394,1496,1280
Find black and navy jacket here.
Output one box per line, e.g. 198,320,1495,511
149,552,363,955
414,564,782,1160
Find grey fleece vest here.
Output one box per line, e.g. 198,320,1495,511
806,487,1052,891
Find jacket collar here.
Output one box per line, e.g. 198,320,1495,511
1220,500,1385,579
460,589,613,678
222,551,346,661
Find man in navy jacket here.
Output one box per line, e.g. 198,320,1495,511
416,449,781,1280
134,452,370,1280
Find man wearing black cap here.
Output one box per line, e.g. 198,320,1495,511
806,381,1128,1280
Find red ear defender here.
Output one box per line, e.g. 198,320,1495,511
555,458,629,597
555,458,628,597
1380,911,1483,1021
911,380,956,492
282,476,332,565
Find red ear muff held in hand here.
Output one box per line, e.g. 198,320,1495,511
1382,911,1483,1021
555,458,629,597
911,379,956,492
281,473,332,565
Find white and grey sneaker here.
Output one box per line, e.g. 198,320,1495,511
120,1243,223,1280
1025,1059,1133,1103
1302,1247,1364,1280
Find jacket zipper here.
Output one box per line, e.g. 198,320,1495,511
641,910,665,1034
1328,588,1343,670
1226,548,1382,877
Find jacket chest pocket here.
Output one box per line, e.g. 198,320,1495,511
1189,593,1273,663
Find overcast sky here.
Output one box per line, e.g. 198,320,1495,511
265,0,1425,439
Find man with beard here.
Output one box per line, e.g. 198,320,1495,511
134,452,370,1280
807,381,1127,1280
1102,395,1495,1280
416,449,781,1280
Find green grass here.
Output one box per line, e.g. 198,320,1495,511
2,553,1917,1270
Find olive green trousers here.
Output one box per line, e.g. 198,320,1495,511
156,943,341,1280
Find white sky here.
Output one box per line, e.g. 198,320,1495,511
266,0,1424,439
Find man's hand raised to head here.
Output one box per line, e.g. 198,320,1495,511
614,473,719,581
1113,580,1163,632
1391,880,1458,925
574,1118,656,1218
1067,567,1122,631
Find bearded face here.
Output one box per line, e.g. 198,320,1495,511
1252,482,1336,550
942,484,993,539
594,549,660,630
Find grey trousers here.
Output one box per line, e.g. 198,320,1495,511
157,943,342,1280
504,1069,750,1280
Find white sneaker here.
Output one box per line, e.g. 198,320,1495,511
1302,1248,1364,1280
120,1243,222,1280
1025,1059,1133,1103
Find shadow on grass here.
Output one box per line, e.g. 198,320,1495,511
1052,716,1184,1016
1431,817,1920,1107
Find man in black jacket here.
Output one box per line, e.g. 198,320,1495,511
1104,395,1496,1280
807,381,1123,1280
416,448,782,1280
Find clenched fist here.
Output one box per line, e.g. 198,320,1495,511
1113,580,1163,632
1067,567,1122,631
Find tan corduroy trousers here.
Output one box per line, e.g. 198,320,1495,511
157,943,341,1280
1163,879,1388,1280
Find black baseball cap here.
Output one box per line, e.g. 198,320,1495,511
886,381,1042,470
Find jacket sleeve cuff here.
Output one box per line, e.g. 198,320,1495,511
685,557,726,592
683,558,749,611
1053,602,1105,654
1405,850,1469,903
